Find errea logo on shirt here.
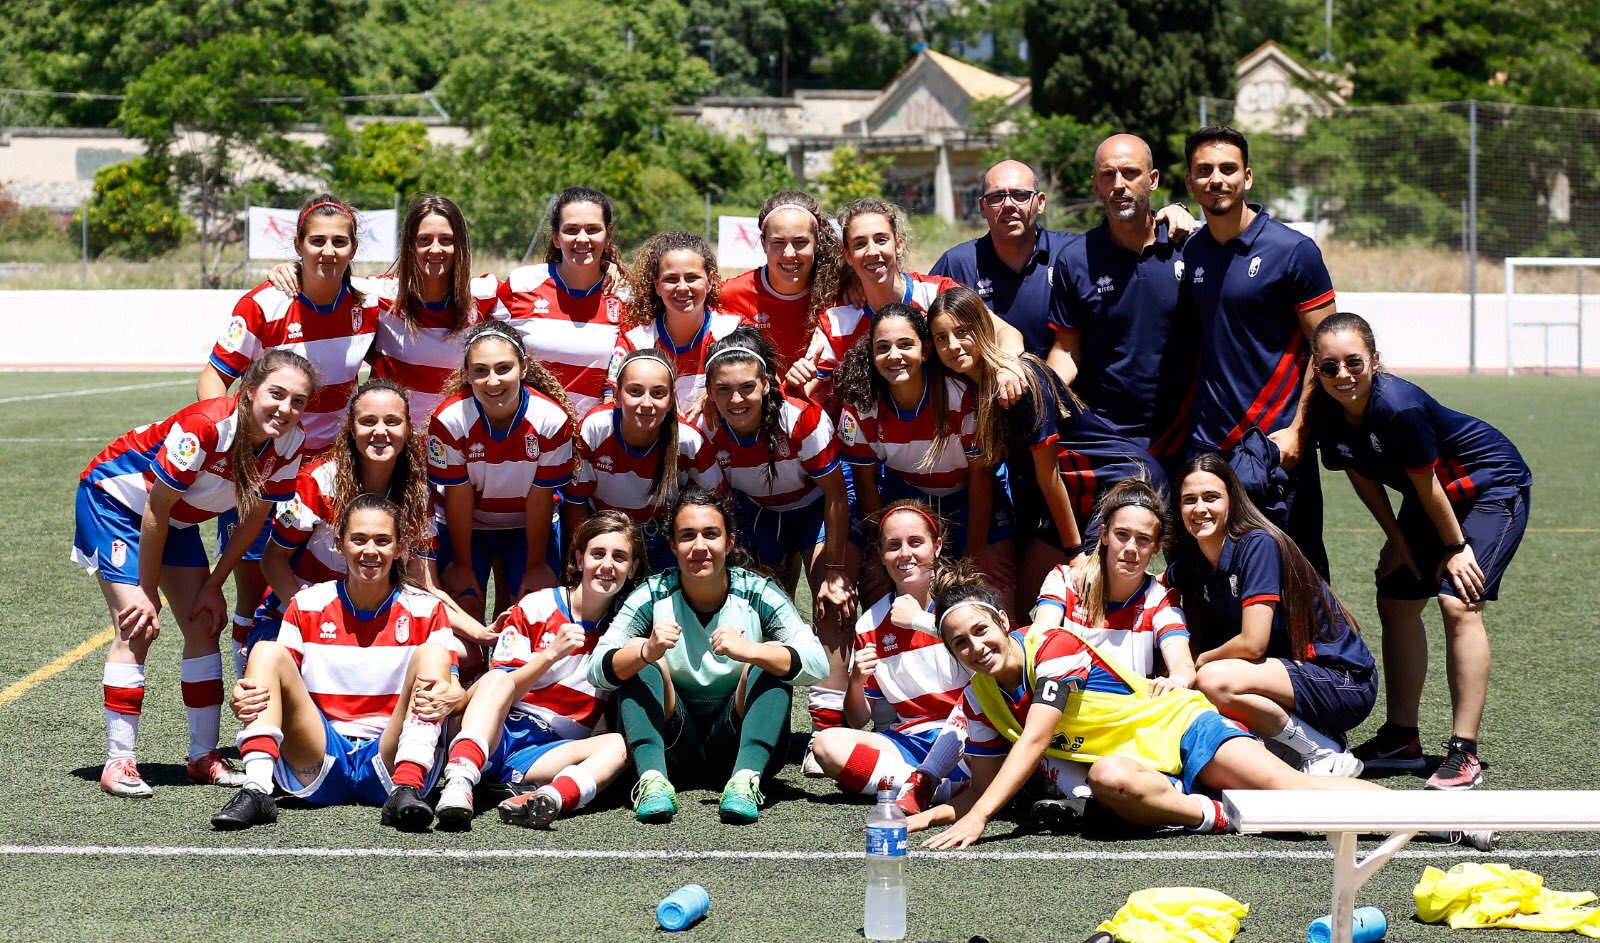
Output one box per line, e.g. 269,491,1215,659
1095,274,1115,295
1192,267,1205,284
286,321,303,340
534,297,550,314
976,277,993,297
320,621,338,640
468,443,485,460
880,634,899,653
596,455,614,472
1336,442,1353,458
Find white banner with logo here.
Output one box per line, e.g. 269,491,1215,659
717,215,765,270
247,206,398,263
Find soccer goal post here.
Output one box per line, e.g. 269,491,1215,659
1503,257,1599,376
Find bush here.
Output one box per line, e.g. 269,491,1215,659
0,182,64,242
74,158,190,260
815,145,891,207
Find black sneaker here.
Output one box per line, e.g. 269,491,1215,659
1030,797,1085,832
212,787,277,830
380,785,435,832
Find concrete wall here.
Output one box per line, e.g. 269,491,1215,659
2,289,1596,372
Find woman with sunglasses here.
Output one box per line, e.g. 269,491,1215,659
1310,312,1531,790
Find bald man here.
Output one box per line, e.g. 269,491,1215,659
1047,133,1199,459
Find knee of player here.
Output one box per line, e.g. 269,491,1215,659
1194,662,1245,700
1087,756,1144,798
245,640,292,671
809,728,854,771
412,642,456,673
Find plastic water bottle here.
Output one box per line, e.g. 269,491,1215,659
1307,906,1386,943
864,780,908,941
656,883,710,932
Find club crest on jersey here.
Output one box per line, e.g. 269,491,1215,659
606,297,622,324
468,442,485,460
839,412,858,446
534,297,550,314
427,435,448,468
110,539,127,568
525,433,540,460
286,321,304,340
1336,442,1353,458
976,277,993,297
776,438,792,459
1095,274,1115,295
222,316,248,352
1229,574,1239,597
351,306,364,333
1369,433,1383,453
394,614,411,644
1174,259,1185,280
320,621,338,640
1248,256,1262,278
1192,266,1205,284
166,429,203,472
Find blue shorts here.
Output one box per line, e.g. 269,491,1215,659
880,727,971,782
216,506,270,564
273,713,442,807
1379,488,1530,603
435,520,561,601
72,481,208,585
1282,659,1378,735
483,710,576,784
732,492,830,570
245,591,288,653
879,475,1014,557
1179,711,1254,794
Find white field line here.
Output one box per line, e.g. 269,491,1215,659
0,437,105,442
0,380,188,404
0,844,1597,862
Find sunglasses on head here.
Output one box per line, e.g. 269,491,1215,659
1316,356,1368,379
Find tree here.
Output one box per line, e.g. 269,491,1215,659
814,145,891,206
324,120,442,206
1025,0,1235,173
119,33,333,287
75,157,189,260
969,98,1108,227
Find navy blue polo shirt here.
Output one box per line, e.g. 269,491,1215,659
1183,206,1335,453
1168,529,1372,673
1317,372,1532,504
931,227,1078,357
1049,220,1198,454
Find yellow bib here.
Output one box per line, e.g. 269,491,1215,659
969,628,1216,775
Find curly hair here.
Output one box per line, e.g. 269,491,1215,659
542,187,626,293
442,321,577,433
758,190,844,341
293,192,366,309
324,378,433,554
829,198,911,310
392,195,474,337
613,349,682,510
231,350,318,519
623,230,722,330
561,508,649,599
832,302,954,468
336,493,419,590
704,326,783,486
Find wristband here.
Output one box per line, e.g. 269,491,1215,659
910,610,935,634
1443,540,1468,555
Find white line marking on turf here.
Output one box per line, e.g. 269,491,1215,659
0,380,188,404
1,845,1597,862
0,437,105,443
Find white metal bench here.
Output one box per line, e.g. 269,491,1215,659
1223,789,1600,943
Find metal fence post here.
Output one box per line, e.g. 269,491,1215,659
1468,99,1478,374
80,196,89,291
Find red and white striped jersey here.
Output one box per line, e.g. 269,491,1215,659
269,457,437,588
494,264,628,417
490,587,610,739
208,281,379,451
277,582,455,740
960,628,1126,757
855,594,970,735
426,386,575,529
565,406,723,523
701,396,839,511
718,268,812,366
359,273,502,427
809,272,959,378
838,377,978,496
608,309,744,408
81,396,303,527
1034,568,1189,680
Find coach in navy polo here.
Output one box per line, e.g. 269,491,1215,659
1183,125,1338,577
930,160,1075,357
1047,133,1198,459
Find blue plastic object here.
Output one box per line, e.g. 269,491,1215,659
656,883,711,932
1308,906,1386,943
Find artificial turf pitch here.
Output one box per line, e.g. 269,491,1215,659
1,371,1597,942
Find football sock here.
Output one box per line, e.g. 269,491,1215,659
617,666,671,779
236,726,282,794
231,614,253,677
392,716,443,789
444,734,488,788
180,653,224,760
733,669,791,776
1271,713,1342,758
539,765,598,813
102,662,146,761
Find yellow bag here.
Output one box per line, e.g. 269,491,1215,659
968,628,1216,775
1415,862,1600,936
1095,887,1250,943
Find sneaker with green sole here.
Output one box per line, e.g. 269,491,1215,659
719,770,764,825
631,772,678,823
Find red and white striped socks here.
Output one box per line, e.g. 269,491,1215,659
102,662,145,760
391,716,443,790
180,653,224,761
535,765,598,814
236,725,283,794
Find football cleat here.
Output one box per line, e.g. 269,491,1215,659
100,758,152,799
499,790,561,830
380,785,435,832
631,772,678,824
434,779,475,832
211,787,277,830
187,750,247,787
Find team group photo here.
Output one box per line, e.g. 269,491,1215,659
3,1,1600,940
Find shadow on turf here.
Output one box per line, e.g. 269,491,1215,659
70,762,192,789
1357,752,1445,785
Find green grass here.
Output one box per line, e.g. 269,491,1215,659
2,372,1598,942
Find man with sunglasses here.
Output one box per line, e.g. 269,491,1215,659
1047,133,1199,462
1180,125,1338,577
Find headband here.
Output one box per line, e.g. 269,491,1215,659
620,348,677,376
761,202,820,231
936,599,1005,631
464,324,523,351
299,201,356,227
882,504,940,537
704,345,765,372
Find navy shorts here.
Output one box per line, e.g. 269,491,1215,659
72,481,208,585
435,519,562,601
1378,488,1530,603
1282,659,1377,735
216,506,271,564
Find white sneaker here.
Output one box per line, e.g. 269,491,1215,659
800,741,826,778
434,777,474,831
1303,749,1364,778
100,758,153,798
